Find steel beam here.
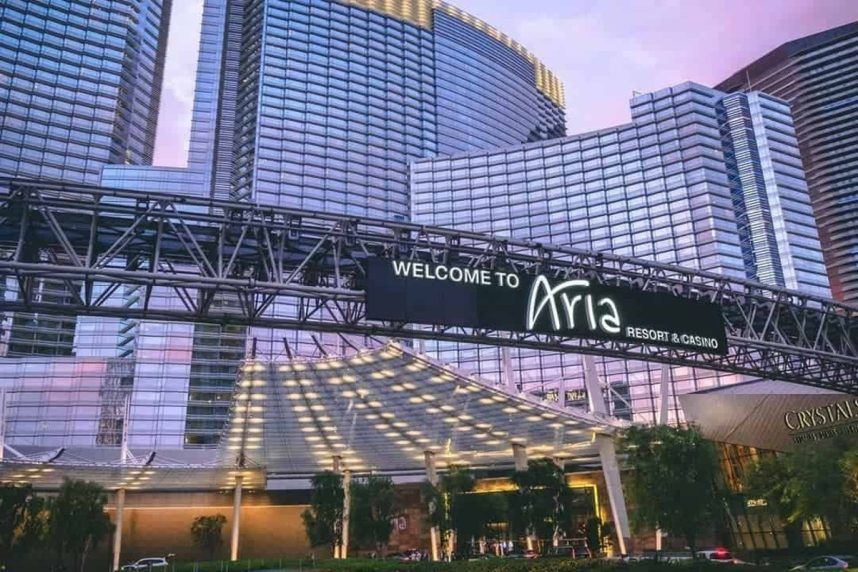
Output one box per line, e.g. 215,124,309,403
0,179,855,393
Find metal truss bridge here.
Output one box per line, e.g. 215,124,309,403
0,179,855,393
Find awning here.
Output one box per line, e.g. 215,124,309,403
0,342,624,490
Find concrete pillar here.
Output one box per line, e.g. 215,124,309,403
111,488,126,572
424,451,440,562
230,475,243,561
512,442,527,472
598,435,631,555
341,469,351,559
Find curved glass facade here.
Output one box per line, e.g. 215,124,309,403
0,0,172,358
222,0,567,218
92,0,567,445
233,0,438,218
0,0,171,184
434,10,565,155
718,22,858,306
411,82,830,423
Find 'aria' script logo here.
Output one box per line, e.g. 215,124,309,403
526,276,621,335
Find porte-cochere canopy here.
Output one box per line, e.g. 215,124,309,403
229,342,624,475
0,343,624,490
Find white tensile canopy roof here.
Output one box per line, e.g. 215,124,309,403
232,342,623,475
0,343,624,491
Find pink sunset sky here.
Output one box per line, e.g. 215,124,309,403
153,0,858,167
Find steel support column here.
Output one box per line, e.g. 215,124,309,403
341,469,351,559
598,435,631,556
0,390,6,461
657,364,671,425
424,451,440,562
655,365,671,551
511,442,533,551
583,355,605,415
512,442,528,472
230,476,243,561
111,488,126,572
585,356,631,555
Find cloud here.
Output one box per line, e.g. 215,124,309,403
513,12,675,131
161,0,204,106
153,0,204,167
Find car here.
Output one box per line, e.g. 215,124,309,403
605,555,644,563
655,551,695,563
505,549,538,559
121,557,168,571
698,548,744,564
388,549,423,562
791,556,857,570
544,543,592,559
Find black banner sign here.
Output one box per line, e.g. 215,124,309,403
365,258,728,355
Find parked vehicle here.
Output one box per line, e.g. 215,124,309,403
504,549,538,559
791,556,856,570
121,557,168,571
544,540,592,559
388,549,423,562
697,548,749,564
605,555,644,563
652,551,695,563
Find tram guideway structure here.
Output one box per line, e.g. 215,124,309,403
0,178,854,393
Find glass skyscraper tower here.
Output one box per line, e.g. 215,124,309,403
0,0,179,451
0,1,836,449
412,82,830,422
718,22,858,306
0,0,171,183
100,0,569,445
106,0,566,216
0,0,172,357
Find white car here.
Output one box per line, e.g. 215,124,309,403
792,556,856,570
698,549,742,564
121,557,169,571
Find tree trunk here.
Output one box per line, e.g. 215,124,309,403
79,536,92,572
687,534,697,560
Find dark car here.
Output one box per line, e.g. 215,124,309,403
120,558,168,571
388,550,422,562
505,550,538,559
544,544,592,559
